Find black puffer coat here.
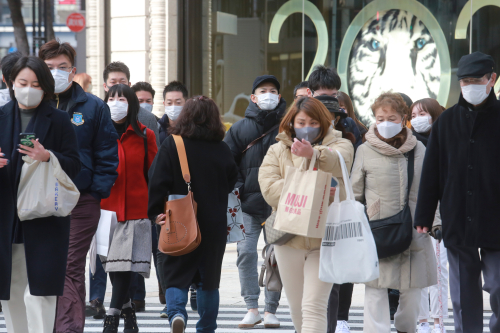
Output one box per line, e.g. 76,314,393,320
224,98,287,221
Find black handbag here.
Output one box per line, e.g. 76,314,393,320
369,149,414,259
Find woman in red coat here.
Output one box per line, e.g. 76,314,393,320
100,84,158,333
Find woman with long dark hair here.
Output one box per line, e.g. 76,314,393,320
100,84,158,332
148,96,238,333
0,56,80,333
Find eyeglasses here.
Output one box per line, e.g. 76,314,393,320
460,77,487,85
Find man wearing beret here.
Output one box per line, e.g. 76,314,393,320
224,75,285,329
415,52,500,333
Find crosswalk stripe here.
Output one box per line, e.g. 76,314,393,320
0,305,493,333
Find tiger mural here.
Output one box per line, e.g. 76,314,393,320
348,9,440,126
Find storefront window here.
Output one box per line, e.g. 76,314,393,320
0,0,82,25
183,0,500,126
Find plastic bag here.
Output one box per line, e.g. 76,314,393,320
319,151,379,284
227,188,245,243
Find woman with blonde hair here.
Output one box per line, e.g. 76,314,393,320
259,97,354,333
73,72,92,92
350,92,437,333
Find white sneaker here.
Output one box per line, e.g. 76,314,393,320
335,320,351,333
238,311,262,329
264,313,280,328
431,324,447,333
171,316,185,333
417,322,432,333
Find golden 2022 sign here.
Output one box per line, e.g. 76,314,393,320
270,0,500,125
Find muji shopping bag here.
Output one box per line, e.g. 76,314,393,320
274,150,331,238
319,151,379,284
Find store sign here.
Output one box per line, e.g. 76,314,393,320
270,0,500,125
66,13,86,33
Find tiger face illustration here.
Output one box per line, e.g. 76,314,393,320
348,10,440,126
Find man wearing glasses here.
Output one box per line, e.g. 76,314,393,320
39,40,119,333
415,52,500,333
293,81,311,100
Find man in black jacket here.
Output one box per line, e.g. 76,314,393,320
38,40,119,333
415,52,500,333
224,75,286,329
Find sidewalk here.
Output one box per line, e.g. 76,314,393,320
86,234,491,311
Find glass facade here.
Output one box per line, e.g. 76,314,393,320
181,0,500,126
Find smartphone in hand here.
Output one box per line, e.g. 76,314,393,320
19,133,36,148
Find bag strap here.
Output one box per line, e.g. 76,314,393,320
406,148,415,197
242,124,279,154
172,135,191,185
334,151,355,203
143,128,149,184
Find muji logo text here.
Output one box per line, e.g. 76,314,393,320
284,193,308,215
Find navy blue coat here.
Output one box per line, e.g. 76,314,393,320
61,83,118,200
414,91,500,249
224,99,287,221
0,100,81,299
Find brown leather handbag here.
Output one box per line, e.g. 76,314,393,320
158,135,201,256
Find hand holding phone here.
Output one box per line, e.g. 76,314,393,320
19,133,36,148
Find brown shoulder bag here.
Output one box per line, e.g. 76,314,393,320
158,135,202,256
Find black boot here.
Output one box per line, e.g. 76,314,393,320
189,284,197,311
103,314,120,333
121,306,139,333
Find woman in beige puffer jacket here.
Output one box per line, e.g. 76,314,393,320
259,97,354,333
350,92,437,333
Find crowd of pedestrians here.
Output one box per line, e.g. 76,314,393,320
0,38,499,333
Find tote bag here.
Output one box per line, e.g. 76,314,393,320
227,188,245,243
319,151,379,284
89,210,118,274
274,150,331,238
17,152,80,221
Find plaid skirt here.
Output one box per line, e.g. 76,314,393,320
101,218,152,278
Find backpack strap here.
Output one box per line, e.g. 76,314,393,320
172,135,191,184
242,124,279,154
143,128,148,184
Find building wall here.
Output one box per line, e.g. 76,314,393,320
86,0,178,109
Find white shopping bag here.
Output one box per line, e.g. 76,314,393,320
95,210,118,256
319,151,379,284
227,188,245,243
17,152,80,221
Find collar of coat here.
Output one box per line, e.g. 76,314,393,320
245,98,287,131
458,89,498,112
275,127,343,147
365,124,417,156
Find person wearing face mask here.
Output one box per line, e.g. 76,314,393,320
38,40,120,333
259,97,354,333
103,61,160,148
100,84,158,333
157,81,188,145
224,75,286,329
350,92,438,333
132,81,155,115
0,56,81,333
409,99,448,333
0,51,23,107
415,52,500,333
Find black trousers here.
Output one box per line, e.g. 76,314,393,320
447,246,500,333
326,284,341,333
109,271,132,310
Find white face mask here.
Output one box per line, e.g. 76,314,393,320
411,116,432,133
140,103,153,112
165,105,183,121
461,79,491,105
107,100,129,122
377,121,403,139
256,93,279,111
51,69,72,93
14,86,44,108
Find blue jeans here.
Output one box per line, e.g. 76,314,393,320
236,213,281,313
166,285,219,333
89,255,106,303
